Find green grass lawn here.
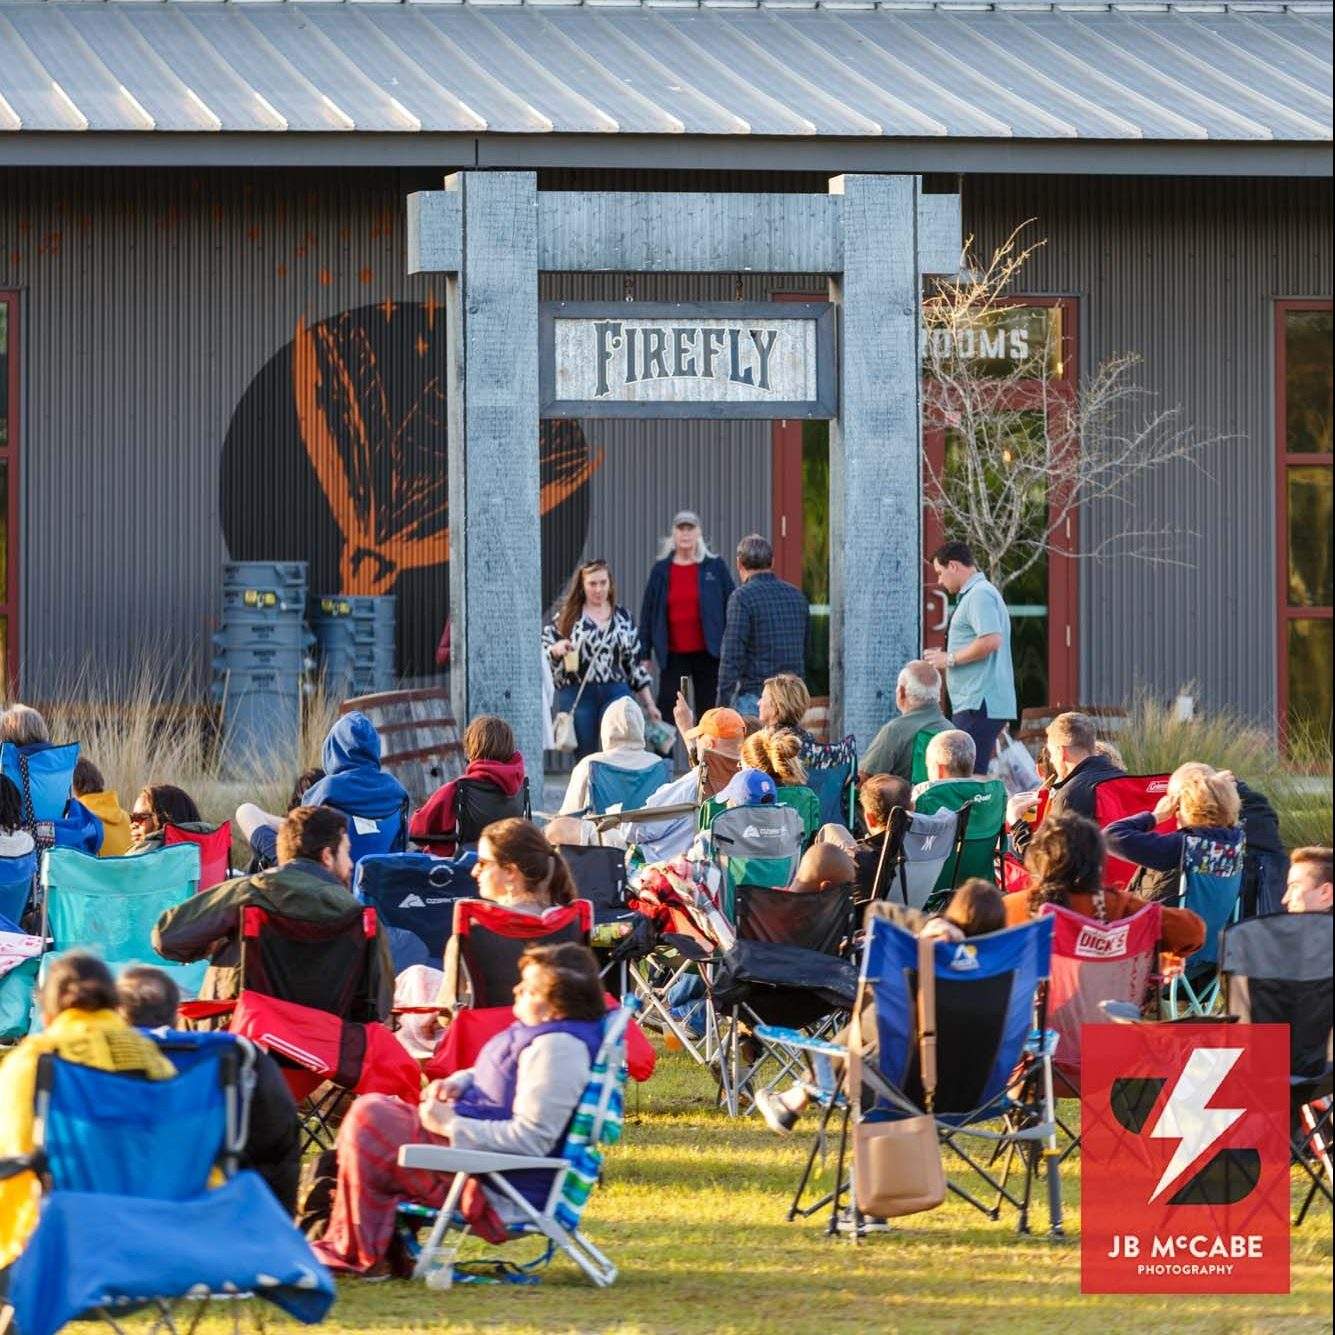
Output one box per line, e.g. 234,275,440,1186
76,1048,1333,1335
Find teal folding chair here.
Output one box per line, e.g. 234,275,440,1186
39,845,207,998
1164,830,1245,1019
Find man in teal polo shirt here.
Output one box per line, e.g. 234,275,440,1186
923,541,1015,776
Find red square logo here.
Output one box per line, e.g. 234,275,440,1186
1081,1024,1291,1294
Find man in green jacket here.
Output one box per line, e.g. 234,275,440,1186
859,660,950,784
152,805,392,1018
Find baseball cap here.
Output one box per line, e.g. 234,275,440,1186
719,768,777,809
683,707,745,742
672,509,703,529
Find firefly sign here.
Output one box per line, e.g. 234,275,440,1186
539,301,837,419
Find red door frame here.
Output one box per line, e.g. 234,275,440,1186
1274,298,1334,738
0,292,18,695
771,292,1080,704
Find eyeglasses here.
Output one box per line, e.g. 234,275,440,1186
129,810,154,826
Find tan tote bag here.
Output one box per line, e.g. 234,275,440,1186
849,933,947,1218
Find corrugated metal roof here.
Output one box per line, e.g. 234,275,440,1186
0,2,1329,140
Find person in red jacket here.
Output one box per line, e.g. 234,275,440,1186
409,716,529,857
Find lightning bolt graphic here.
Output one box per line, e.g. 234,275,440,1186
1148,1047,1245,1202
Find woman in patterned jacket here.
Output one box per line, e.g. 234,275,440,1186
543,559,660,760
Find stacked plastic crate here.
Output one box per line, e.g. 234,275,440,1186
212,562,312,769
308,595,396,698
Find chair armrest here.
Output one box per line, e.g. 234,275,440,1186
753,1024,845,1058
398,1145,568,1176
178,999,237,1021
0,1154,38,1182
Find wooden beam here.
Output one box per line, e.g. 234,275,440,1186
443,171,544,776
410,187,961,276
827,173,923,750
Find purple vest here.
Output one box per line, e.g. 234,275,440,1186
453,1017,606,1211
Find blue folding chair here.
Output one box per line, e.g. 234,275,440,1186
803,736,858,828
0,848,37,925
0,1034,334,1335
39,845,208,999
1,742,79,823
354,851,475,967
328,799,410,865
1165,829,1246,1019
585,759,671,816
768,913,1062,1238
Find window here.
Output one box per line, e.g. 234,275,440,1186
1276,301,1333,738
0,294,16,692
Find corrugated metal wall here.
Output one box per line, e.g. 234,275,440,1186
962,175,1332,722
2,167,1328,722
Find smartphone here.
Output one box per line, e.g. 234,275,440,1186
679,676,690,702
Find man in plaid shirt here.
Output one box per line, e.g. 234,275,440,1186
715,534,810,714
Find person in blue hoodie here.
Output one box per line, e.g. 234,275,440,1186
301,713,409,862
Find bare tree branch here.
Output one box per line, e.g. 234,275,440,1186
921,226,1235,592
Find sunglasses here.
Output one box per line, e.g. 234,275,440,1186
129,810,154,825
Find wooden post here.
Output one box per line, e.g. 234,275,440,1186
444,171,543,777
828,174,923,751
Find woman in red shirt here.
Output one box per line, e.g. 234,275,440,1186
638,510,735,720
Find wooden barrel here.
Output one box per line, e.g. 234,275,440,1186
340,687,463,808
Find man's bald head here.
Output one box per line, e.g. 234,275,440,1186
792,841,857,894
896,660,941,713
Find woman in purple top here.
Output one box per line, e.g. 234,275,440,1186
313,942,606,1277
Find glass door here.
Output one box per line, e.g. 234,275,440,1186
1276,300,1333,738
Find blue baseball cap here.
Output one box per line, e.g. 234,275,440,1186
719,768,777,809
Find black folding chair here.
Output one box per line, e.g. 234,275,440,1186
1221,912,1334,1224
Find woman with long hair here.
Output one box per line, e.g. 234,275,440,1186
1004,810,1205,956
637,510,735,721
737,727,822,844
127,782,212,855
543,558,658,759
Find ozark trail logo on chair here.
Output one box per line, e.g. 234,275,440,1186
1081,1024,1289,1294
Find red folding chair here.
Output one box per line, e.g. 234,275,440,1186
164,821,233,892
180,904,415,1150
422,898,595,1079
1039,900,1162,1111
1090,774,1173,890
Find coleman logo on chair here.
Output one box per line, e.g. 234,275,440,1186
1081,1025,1290,1294
1074,921,1131,959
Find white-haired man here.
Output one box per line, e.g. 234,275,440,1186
859,660,950,783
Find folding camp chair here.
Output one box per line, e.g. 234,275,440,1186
452,898,594,1009
1038,902,1162,1160
563,846,631,924
0,1033,334,1335
39,844,207,998
180,904,415,1152
163,820,232,891
1090,773,1173,891
1,742,79,823
585,759,671,816
914,778,1007,896
1222,911,1334,1225
398,1000,638,1288
0,913,42,1042
707,883,859,1116
1163,829,1245,1019
327,797,410,865
803,737,858,828
354,851,475,963
772,914,1061,1238
698,801,804,919
866,806,961,910
0,848,36,925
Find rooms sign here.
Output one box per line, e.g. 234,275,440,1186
539,301,837,419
